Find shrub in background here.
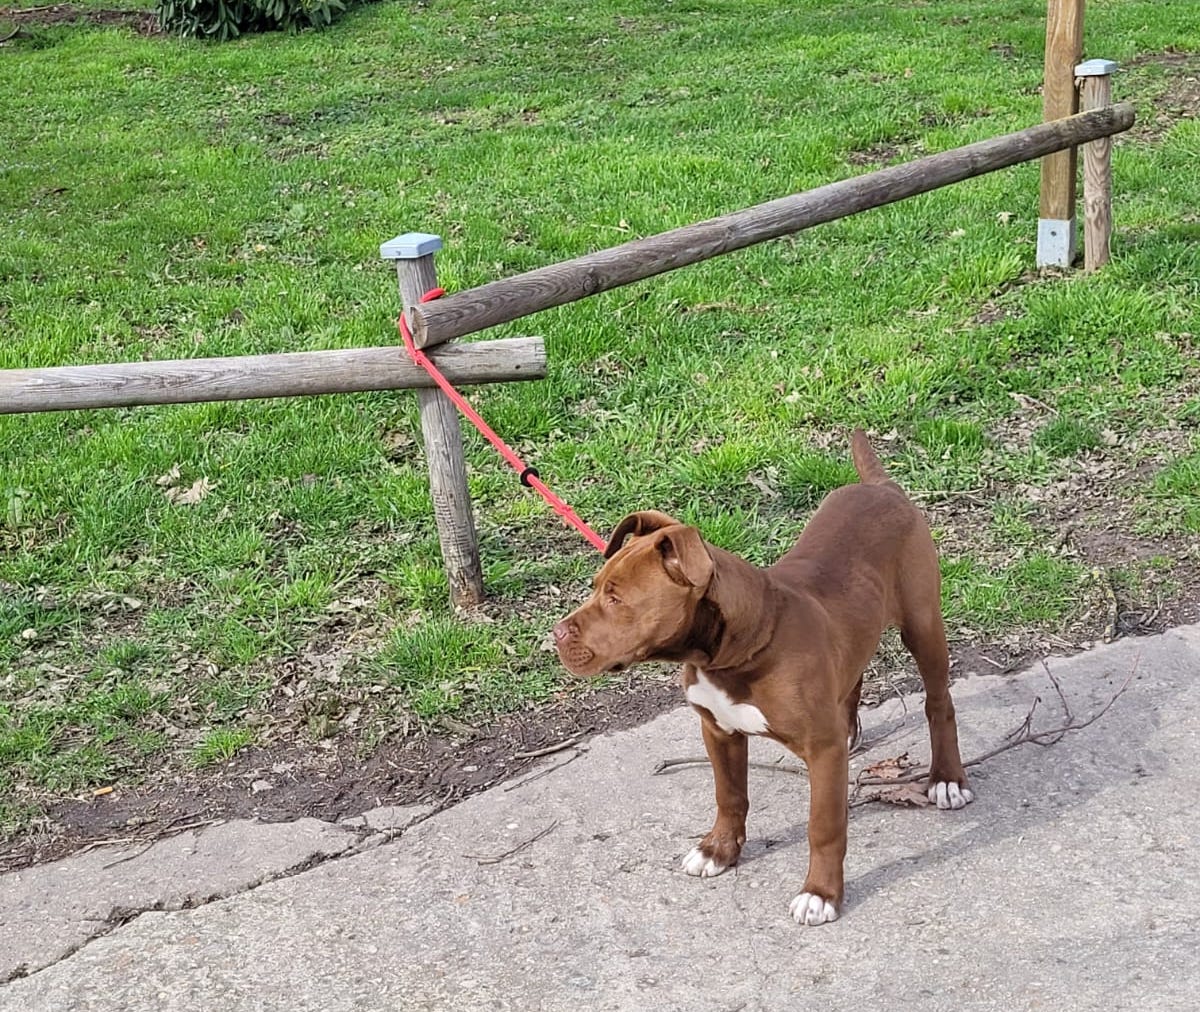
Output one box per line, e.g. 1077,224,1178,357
157,0,349,40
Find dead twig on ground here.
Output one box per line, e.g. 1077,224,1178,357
466,821,558,865
514,735,584,760
1038,658,1073,745
654,757,807,777
72,836,139,856
100,818,222,869
101,842,157,869
1097,567,1120,642
856,656,1137,786
1003,694,1041,742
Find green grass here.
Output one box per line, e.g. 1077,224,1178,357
1034,417,1102,457
1152,445,1200,531
2,0,1199,835
193,727,256,766
942,554,1086,633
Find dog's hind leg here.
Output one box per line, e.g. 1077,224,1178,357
900,600,974,811
681,718,748,878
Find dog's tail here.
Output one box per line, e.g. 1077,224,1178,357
850,428,890,484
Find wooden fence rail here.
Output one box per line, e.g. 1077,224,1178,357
409,103,1134,350
0,337,545,414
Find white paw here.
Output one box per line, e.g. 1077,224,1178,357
681,845,729,878
927,781,975,810
789,892,839,926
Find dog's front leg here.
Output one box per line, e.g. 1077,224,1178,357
789,738,848,925
681,718,748,878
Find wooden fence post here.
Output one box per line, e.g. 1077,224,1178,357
1037,0,1086,267
1076,58,1118,271
381,232,484,609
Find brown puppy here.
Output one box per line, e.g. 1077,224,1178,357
553,428,973,925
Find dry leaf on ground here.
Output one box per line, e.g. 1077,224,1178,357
872,783,932,807
861,752,916,780
165,477,215,506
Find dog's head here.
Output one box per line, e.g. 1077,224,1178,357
553,510,715,677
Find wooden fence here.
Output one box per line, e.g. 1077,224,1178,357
385,102,1132,605
1,93,1133,607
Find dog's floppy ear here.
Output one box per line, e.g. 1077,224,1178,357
605,510,682,558
657,525,714,589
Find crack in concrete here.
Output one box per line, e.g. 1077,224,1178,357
2,807,440,986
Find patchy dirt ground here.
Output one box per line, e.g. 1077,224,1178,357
0,4,160,38
1,672,681,872
1121,50,1200,143
0,3,159,34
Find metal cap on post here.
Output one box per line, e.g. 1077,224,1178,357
382,232,445,332
383,232,485,610
1074,58,1118,78
380,232,445,260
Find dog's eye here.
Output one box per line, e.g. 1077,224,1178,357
603,582,622,606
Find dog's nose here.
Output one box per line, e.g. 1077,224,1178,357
553,620,572,642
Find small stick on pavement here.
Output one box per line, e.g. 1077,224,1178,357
1041,659,1074,724
102,842,157,869
466,821,559,865
654,757,808,777
514,735,584,760
1003,695,1042,741
100,818,223,869
1031,660,1072,746
73,836,139,855
653,757,708,774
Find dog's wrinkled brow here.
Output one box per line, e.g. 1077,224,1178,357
591,556,621,591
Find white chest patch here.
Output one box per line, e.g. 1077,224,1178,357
685,670,769,735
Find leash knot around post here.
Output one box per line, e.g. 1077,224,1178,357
398,290,607,554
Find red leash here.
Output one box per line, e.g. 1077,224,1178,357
398,289,608,554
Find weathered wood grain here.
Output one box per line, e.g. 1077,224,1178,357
1039,0,1086,221
1079,72,1114,271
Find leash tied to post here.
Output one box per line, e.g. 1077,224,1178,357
398,289,608,554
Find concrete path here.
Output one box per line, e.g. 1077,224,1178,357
3,625,1198,1011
